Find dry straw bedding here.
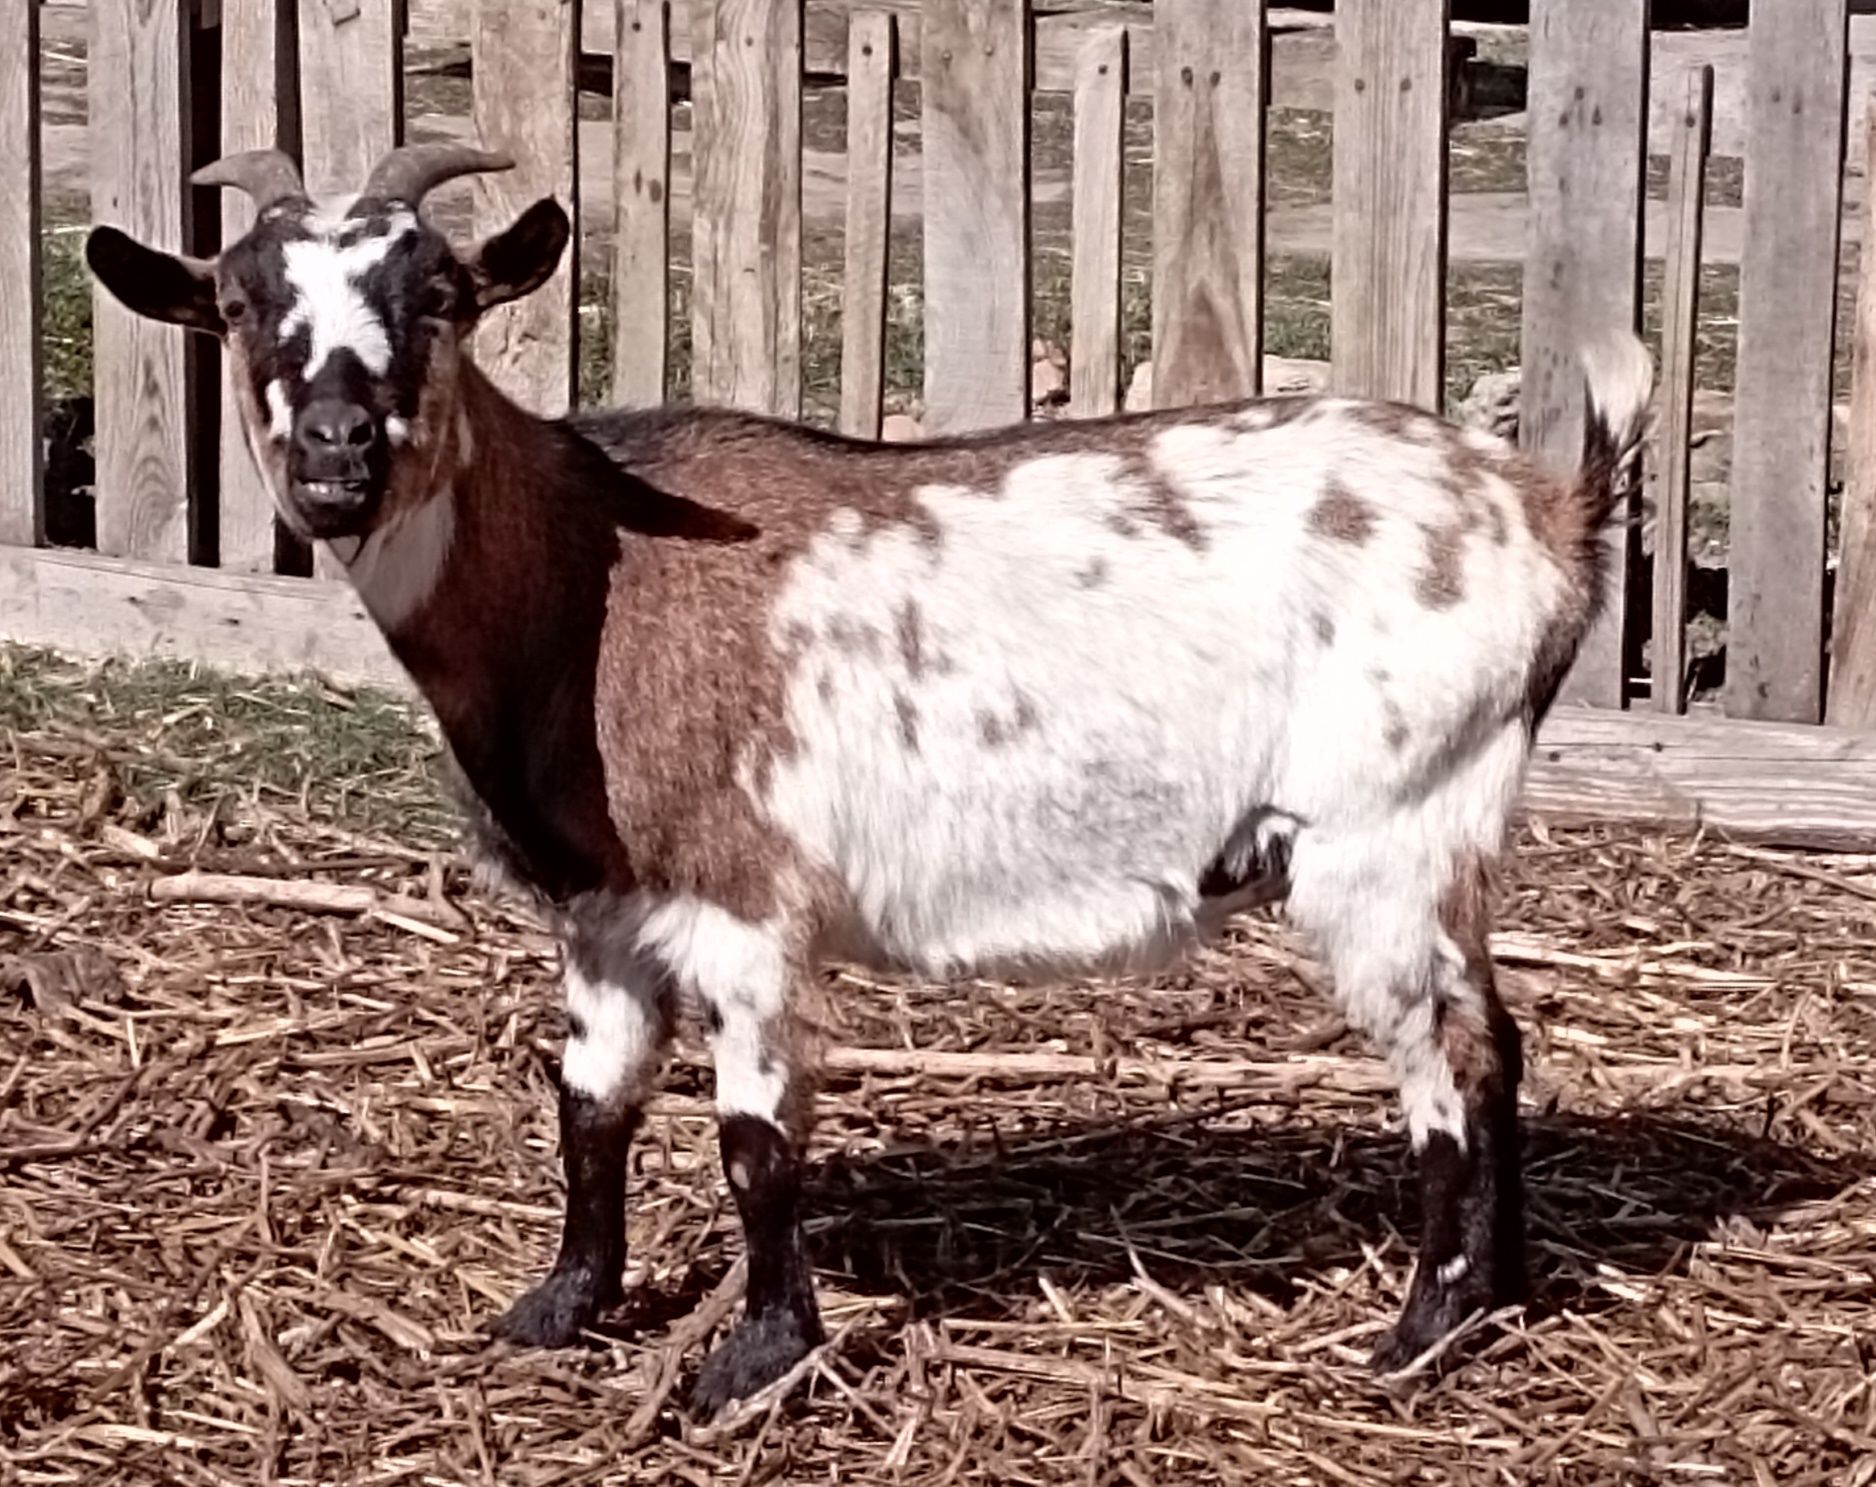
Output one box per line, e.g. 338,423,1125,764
2,647,1875,1485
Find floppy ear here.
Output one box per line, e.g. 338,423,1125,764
464,198,570,313
85,227,224,336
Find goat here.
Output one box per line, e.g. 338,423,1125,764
87,145,1653,1412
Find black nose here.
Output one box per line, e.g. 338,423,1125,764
293,399,378,466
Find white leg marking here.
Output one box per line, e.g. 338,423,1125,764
1437,1255,1471,1286
638,898,793,1123
561,956,667,1105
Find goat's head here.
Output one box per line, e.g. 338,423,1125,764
85,145,568,541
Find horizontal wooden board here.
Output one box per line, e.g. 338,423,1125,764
0,545,405,690
7,542,1875,851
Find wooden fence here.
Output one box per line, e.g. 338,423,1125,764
2,0,1875,847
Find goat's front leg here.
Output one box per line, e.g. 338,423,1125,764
492,938,672,1347
684,921,823,1415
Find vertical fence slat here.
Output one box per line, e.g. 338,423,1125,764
219,0,298,572
1521,0,1650,710
1068,27,1123,420
690,0,801,416
92,0,194,562
1330,0,1446,409
0,0,41,548
473,0,580,415
921,0,1029,435
1828,99,1876,728
1150,0,1262,410
1727,0,1851,724
296,0,400,198
611,0,670,408
1652,66,1712,716
837,10,895,439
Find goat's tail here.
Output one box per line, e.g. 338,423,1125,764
1571,330,1655,539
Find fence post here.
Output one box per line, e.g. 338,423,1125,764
690,0,803,417
473,0,581,416
837,10,896,439
1651,65,1712,716
0,0,41,549
92,0,198,563
1330,0,1447,410
1520,0,1650,710
611,0,672,409
219,0,300,573
921,0,1029,435
1150,0,1264,410
1829,97,1876,728
1727,0,1851,724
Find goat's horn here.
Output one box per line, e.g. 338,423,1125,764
360,144,515,206
191,149,307,210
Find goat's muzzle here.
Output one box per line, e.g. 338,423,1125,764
288,398,386,535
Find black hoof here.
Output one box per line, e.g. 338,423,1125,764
1369,1267,1501,1375
689,1309,822,1417
489,1267,614,1349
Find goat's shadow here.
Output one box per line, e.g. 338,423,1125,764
774,1105,1865,1326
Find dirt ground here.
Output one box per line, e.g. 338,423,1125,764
3,646,1876,1485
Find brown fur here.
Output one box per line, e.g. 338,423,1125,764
1308,478,1377,545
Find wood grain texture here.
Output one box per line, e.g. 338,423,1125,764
610,0,671,408
1651,65,1711,717
1330,0,1447,409
1523,704,1876,852
296,0,400,198
218,0,297,572
1149,0,1262,410
1726,0,1850,724
1069,26,1124,420
1521,0,1650,709
920,0,1028,435
836,9,895,439
0,543,406,690
689,0,802,416
472,0,580,416
91,0,195,563
1829,99,1876,727
0,0,43,548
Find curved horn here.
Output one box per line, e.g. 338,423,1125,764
360,144,516,206
191,149,307,210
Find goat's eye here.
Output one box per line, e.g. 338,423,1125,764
422,280,459,319
221,297,249,324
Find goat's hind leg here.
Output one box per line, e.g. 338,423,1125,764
492,925,673,1347
1289,835,1525,1373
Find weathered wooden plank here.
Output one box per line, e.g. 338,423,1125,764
611,0,671,408
1651,65,1711,717
690,0,802,415
91,0,195,563
472,0,580,415
0,543,406,691
1330,0,1447,409
920,0,1028,435
1150,0,1262,410
0,0,42,549
837,10,895,439
1068,27,1124,420
1523,705,1876,852
1727,0,1850,724
1829,99,1876,728
1521,0,1651,710
218,0,298,572
296,0,400,198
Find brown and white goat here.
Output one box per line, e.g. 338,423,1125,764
88,145,1653,1410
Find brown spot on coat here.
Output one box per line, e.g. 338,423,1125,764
1417,521,1466,609
1312,611,1336,646
1119,453,1207,549
896,599,927,679
1308,479,1376,545
978,692,1040,747
894,691,920,751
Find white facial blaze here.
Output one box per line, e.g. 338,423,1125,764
265,380,293,442
278,212,416,380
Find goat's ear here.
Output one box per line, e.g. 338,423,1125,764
85,227,224,336
465,197,570,313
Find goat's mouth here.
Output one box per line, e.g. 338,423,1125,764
286,476,382,537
